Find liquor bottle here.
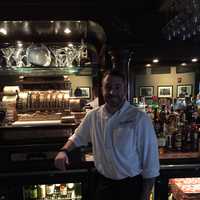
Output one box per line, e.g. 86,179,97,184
159,104,166,125
198,128,200,155
54,184,60,199
37,185,46,200
157,124,166,155
60,183,68,198
46,184,54,199
74,183,82,199
66,183,75,199
185,103,193,124
184,125,192,152
166,134,173,151
30,185,38,200
153,108,162,137
174,119,183,151
192,126,199,152
167,106,177,134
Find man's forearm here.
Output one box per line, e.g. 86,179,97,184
61,139,76,152
140,177,155,200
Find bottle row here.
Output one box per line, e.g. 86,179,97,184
135,95,200,153
24,183,82,200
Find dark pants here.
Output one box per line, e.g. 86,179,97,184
95,171,143,200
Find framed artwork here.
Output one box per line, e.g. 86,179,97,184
139,86,154,98
79,87,91,99
177,84,193,97
158,86,173,98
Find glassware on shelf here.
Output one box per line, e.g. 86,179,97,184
23,183,82,200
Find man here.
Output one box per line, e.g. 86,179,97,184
54,69,160,200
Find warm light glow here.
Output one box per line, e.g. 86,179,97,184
153,58,159,63
0,28,7,35
191,58,198,62
145,64,151,67
67,183,74,189
68,43,73,47
68,64,73,68
181,62,187,66
63,75,69,80
64,28,71,34
16,41,23,47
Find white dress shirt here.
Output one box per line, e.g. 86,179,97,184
69,101,160,180
87,97,99,108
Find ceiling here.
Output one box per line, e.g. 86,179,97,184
0,21,106,51
0,0,173,46
0,0,199,67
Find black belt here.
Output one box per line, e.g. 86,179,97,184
96,170,142,183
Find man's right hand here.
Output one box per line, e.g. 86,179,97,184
54,151,69,171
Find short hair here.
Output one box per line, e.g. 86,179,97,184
102,69,126,83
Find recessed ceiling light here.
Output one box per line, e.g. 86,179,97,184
153,58,159,63
64,28,71,34
191,58,198,62
0,28,7,35
181,62,187,66
145,64,151,67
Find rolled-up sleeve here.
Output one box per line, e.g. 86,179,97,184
68,111,92,147
136,113,160,178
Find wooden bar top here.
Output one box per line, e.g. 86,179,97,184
159,151,200,159
85,151,200,166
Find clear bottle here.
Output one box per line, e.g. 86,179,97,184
66,183,75,199
46,184,54,199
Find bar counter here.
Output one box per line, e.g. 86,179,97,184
1,124,200,200
0,122,78,145
0,142,200,200
83,151,200,200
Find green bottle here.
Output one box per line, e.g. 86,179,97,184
30,185,38,200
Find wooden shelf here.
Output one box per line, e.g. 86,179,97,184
16,80,68,84
160,151,200,159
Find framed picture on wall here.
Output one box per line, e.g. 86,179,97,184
158,85,173,98
139,86,154,98
177,84,193,97
79,87,91,99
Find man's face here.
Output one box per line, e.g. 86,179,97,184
102,74,126,108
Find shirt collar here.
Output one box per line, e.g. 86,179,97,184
118,100,130,114
101,100,130,117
